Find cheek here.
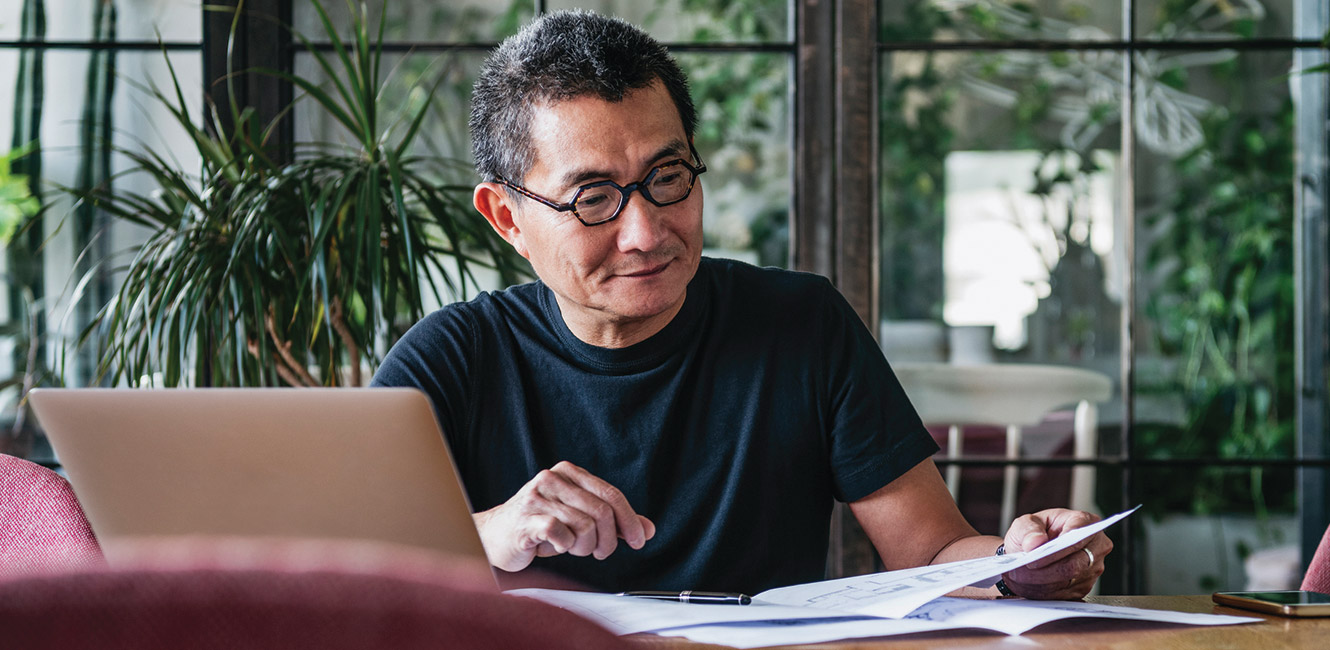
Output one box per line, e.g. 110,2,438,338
529,227,614,277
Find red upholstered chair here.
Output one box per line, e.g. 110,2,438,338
0,538,630,650
0,453,102,574
1302,525,1330,594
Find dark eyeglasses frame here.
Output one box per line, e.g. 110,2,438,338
494,143,707,227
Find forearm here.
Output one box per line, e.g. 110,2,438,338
928,532,1006,598
928,532,1003,566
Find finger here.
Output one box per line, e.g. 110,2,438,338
1026,538,1091,570
1008,571,1098,600
1007,547,1086,586
532,472,618,559
552,461,648,550
637,515,657,542
1029,529,1114,571
540,499,603,558
521,513,577,557
538,477,619,560
1007,537,1108,594
1043,509,1100,538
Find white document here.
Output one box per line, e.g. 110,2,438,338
504,588,853,635
755,506,1139,618
512,506,1155,636
655,597,1260,648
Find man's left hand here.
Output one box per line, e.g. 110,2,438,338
998,508,1113,600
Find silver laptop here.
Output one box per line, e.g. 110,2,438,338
28,387,488,568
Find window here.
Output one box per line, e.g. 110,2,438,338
3,0,1327,595
869,0,1329,594
0,0,202,457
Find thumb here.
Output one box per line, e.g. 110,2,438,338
1007,513,1051,552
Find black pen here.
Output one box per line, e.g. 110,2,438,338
618,590,752,605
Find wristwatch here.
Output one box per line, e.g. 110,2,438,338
994,543,1014,597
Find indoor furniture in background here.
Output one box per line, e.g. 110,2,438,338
1302,524,1330,594
0,537,629,650
0,453,102,574
893,364,1113,533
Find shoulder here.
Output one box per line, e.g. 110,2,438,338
405,280,544,338
374,281,546,385
700,257,839,307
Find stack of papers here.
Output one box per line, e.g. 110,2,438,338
509,507,1260,647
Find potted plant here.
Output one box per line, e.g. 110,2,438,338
70,0,527,388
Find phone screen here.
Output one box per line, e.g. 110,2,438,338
1224,591,1330,605
1213,590,1330,617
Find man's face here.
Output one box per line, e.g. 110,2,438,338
486,81,704,345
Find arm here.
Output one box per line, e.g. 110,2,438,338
848,458,1111,599
474,460,656,572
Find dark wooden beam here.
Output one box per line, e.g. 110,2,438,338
794,0,837,281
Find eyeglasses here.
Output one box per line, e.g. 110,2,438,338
495,144,707,227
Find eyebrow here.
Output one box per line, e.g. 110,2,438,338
557,139,690,192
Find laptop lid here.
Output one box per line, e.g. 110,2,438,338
28,387,488,568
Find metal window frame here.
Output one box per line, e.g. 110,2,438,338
215,0,1327,594
8,0,1322,595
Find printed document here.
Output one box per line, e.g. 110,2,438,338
512,505,1139,632
511,505,1256,643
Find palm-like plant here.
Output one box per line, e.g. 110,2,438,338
75,0,527,387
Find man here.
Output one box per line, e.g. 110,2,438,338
373,9,1111,598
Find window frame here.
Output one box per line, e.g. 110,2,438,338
5,0,1327,595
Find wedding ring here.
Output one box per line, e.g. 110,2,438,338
1084,547,1095,568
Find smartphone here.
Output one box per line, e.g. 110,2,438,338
1212,590,1330,617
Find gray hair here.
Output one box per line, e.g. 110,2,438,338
469,10,697,185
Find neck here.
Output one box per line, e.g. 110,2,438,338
555,293,687,349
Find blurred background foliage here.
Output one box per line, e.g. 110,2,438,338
878,0,1297,519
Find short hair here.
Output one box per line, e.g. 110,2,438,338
469,10,697,185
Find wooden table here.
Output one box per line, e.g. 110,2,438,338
629,595,1328,649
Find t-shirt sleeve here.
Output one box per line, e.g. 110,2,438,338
371,306,477,458
815,281,940,503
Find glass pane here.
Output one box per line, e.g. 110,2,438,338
1136,0,1297,41
880,0,1123,42
0,50,201,460
878,50,1125,372
1135,466,1304,594
1133,50,1296,469
293,0,533,43
547,0,792,44
294,51,484,180
0,0,201,42
678,52,791,267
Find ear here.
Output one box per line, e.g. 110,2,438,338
474,182,530,259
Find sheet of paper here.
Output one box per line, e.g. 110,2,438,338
654,616,956,648
506,588,852,635
656,597,1260,648
754,506,1140,618
906,596,1260,636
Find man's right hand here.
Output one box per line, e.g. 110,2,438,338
472,460,656,572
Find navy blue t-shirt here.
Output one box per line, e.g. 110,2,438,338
372,258,937,594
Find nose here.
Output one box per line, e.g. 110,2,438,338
614,190,669,253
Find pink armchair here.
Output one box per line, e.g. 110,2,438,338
0,538,631,650
0,453,102,574
1302,524,1330,594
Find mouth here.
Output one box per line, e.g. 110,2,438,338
620,259,672,278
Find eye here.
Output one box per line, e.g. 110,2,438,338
578,193,610,208
653,170,685,186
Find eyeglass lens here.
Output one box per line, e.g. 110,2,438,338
573,160,696,224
